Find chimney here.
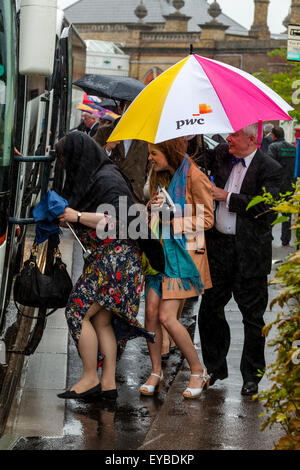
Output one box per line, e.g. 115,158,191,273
249,0,270,40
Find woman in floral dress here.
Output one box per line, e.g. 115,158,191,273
55,132,164,401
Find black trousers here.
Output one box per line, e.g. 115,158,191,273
281,213,291,245
198,232,268,384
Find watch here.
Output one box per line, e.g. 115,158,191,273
77,212,82,223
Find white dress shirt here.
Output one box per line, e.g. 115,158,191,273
215,150,256,235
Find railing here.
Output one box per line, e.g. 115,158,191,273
141,32,201,42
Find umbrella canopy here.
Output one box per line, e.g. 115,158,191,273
99,98,119,113
77,102,104,118
73,74,145,102
107,54,293,145
82,92,102,105
77,102,120,121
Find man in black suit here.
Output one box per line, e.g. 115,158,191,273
260,122,273,154
198,124,282,396
267,126,296,246
82,112,100,137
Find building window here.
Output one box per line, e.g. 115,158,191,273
144,67,162,85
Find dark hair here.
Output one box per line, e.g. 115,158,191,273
54,136,67,166
271,126,284,140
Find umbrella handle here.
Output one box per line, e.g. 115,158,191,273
66,222,91,258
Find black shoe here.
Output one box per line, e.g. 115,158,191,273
57,383,101,400
161,352,170,361
241,381,258,396
208,372,228,386
100,389,118,400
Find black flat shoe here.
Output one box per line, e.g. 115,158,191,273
241,381,258,396
100,389,118,400
208,372,228,387
161,352,170,361
57,383,101,400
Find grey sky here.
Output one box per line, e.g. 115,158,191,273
58,0,292,34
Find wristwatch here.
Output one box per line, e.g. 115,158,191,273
77,212,82,223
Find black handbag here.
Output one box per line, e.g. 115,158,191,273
14,242,73,315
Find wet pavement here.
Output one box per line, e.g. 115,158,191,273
3,225,292,451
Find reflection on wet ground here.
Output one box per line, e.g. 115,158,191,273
12,240,287,450
13,297,197,451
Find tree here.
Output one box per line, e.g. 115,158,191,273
247,183,300,450
254,48,300,123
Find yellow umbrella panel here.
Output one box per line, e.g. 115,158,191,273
107,57,189,144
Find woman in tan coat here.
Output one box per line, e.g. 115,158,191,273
140,137,214,399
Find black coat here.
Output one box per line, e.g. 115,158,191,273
267,138,296,193
199,143,282,278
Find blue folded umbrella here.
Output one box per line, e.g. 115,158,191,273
33,190,69,244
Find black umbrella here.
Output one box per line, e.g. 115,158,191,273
99,98,119,113
73,74,146,102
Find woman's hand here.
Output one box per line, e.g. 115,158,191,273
58,207,78,225
147,191,164,211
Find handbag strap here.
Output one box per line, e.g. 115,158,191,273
14,300,57,318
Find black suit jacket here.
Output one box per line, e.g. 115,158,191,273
199,143,282,278
88,122,100,137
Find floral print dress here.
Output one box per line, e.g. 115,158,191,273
66,226,153,366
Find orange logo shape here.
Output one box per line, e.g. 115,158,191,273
193,104,212,116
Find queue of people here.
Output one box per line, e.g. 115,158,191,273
55,117,292,402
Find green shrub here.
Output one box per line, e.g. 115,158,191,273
248,181,300,450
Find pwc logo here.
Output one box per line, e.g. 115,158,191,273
176,104,213,130
193,104,213,116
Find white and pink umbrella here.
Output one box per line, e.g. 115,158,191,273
107,54,293,145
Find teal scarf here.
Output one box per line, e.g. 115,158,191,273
162,158,204,294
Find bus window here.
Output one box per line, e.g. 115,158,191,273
0,0,14,195
0,5,6,176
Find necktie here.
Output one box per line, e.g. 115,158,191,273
232,156,246,167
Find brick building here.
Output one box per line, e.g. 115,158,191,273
64,0,297,83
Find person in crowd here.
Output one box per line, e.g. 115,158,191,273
55,132,163,401
140,137,214,399
267,126,296,246
260,123,273,154
197,124,282,396
81,112,100,137
93,100,149,204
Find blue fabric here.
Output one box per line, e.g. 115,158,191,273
162,158,204,295
33,190,69,244
145,273,163,299
232,156,246,167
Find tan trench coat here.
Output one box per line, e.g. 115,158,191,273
161,162,214,299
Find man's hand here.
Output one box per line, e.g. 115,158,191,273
105,141,120,152
212,186,228,202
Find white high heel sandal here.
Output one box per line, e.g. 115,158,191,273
182,370,210,399
140,372,164,396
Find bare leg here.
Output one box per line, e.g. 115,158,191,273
70,302,102,394
161,325,170,356
159,299,205,394
140,288,163,391
170,299,185,348
91,309,117,391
